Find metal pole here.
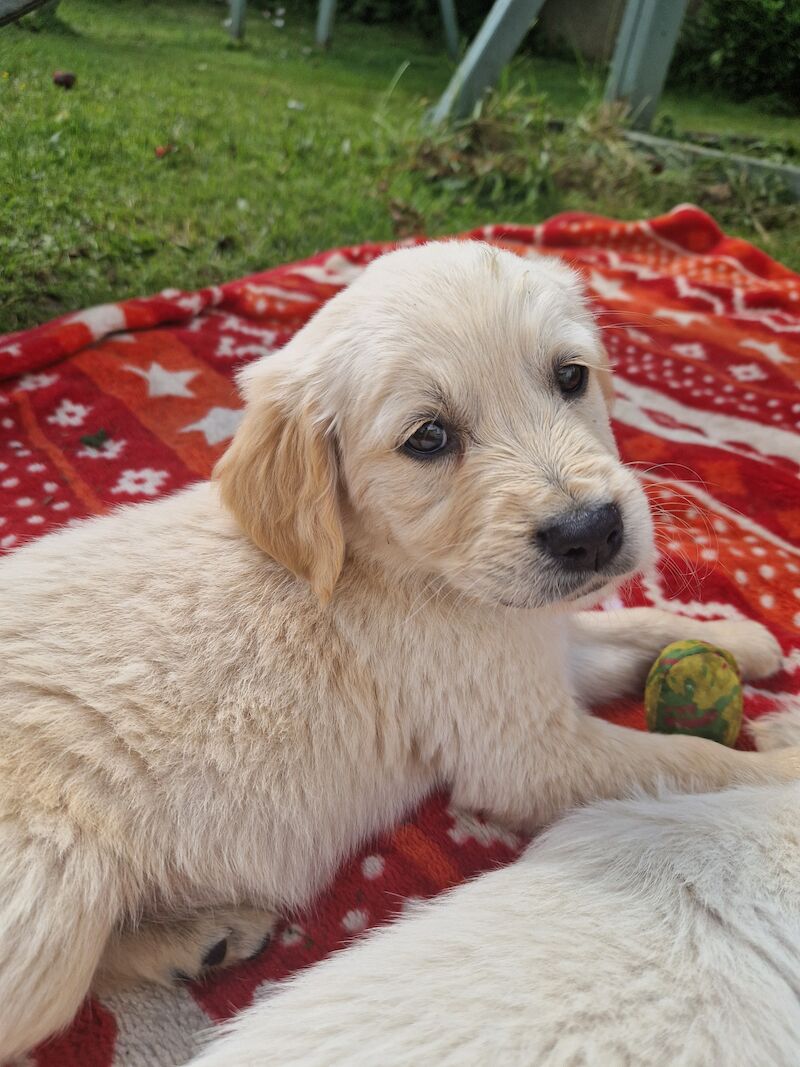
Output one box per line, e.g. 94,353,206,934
316,0,337,48
429,0,546,125
229,0,246,40
604,0,689,130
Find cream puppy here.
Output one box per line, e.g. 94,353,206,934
0,241,793,1060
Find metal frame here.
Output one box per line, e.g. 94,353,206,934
0,0,58,27
429,0,546,124
604,0,689,130
431,0,687,127
229,0,246,40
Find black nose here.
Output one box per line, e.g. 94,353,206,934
537,503,624,572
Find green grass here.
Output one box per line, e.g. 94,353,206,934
1,0,799,333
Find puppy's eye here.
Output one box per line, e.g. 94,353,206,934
556,364,588,398
403,420,449,458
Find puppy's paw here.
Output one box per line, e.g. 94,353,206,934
699,619,782,681
94,906,279,996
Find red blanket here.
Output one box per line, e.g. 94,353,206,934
2,207,799,1066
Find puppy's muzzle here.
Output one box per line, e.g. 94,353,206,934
537,503,623,573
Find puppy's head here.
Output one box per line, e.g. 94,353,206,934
215,241,653,608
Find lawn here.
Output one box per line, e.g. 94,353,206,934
1,0,799,334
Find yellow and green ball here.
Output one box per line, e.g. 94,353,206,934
644,639,743,747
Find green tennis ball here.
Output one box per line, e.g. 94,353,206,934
644,639,743,747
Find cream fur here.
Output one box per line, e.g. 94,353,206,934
190,780,800,1067
0,241,795,1059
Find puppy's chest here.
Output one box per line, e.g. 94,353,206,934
376,611,572,730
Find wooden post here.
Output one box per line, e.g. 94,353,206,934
316,0,337,47
604,0,689,130
438,0,460,60
229,0,246,40
429,0,547,125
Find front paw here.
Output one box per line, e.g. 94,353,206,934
94,906,279,996
702,620,782,681
170,907,277,984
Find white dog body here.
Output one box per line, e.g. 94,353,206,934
191,779,800,1067
0,242,793,1059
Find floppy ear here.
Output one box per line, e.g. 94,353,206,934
214,366,345,603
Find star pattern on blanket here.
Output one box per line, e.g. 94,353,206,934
740,338,793,365
124,362,198,398
181,406,244,446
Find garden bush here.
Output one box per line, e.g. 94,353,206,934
670,0,799,111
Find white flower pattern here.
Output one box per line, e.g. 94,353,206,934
47,399,91,427
77,438,128,460
111,468,169,497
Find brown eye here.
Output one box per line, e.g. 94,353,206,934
556,364,588,398
404,420,449,458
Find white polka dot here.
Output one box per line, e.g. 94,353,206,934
26,515,44,526
1,477,19,489
788,563,799,574
361,855,385,880
27,463,45,473
1,418,13,429
15,497,33,507
700,548,716,561
735,570,748,584
767,399,780,408
52,501,69,511
760,594,775,609
43,481,58,493
1,534,17,549
794,612,800,629
752,546,767,557
759,565,775,579
341,909,369,933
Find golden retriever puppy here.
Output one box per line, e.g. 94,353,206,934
0,241,792,1059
